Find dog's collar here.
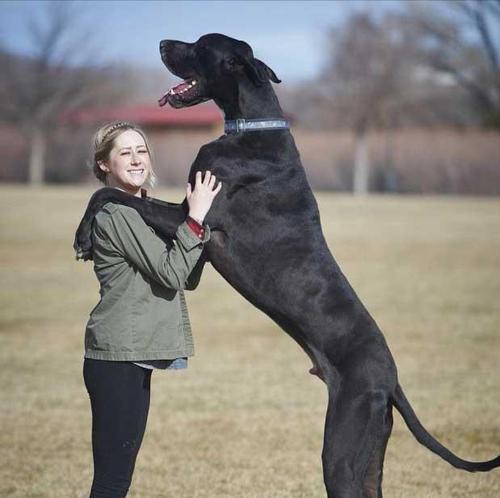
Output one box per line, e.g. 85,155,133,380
224,118,290,134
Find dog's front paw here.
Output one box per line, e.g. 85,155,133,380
74,187,120,261
74,232,93,261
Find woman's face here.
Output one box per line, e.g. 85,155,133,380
99,129,152,196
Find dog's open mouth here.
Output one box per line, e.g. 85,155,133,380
158,78,200,108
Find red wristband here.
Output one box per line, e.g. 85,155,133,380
186,216,205,240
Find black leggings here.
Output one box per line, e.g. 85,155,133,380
83,358,152,498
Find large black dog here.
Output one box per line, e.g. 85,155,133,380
75,34,499,497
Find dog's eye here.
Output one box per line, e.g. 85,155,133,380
227,57,238,66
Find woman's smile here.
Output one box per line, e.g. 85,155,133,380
127,168,145,181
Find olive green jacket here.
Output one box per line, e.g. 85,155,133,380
84,202,210,361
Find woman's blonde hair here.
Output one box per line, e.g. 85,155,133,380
91,121,158,189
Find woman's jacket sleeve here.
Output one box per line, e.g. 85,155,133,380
94,203,210,290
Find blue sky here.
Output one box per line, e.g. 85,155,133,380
0,0,400,83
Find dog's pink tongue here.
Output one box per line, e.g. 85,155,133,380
158,81,190,107
158,93,169,107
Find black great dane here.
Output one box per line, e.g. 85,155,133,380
75,34,500,497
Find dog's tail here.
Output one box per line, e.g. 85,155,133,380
392,383,500,472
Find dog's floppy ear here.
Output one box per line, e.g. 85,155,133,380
256,58,281,84
241,57,281,86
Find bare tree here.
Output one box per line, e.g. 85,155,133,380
322,12,420,194
0,1,124,185
407,0,500,126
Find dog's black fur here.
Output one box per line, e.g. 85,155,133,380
75,34,499,497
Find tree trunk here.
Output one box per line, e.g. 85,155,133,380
28,127,46,185
383,128,398,192
353,128,369,195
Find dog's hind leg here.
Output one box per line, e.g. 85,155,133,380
362,404,393,498
322,380,392,498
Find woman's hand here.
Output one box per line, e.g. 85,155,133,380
186,171,222,224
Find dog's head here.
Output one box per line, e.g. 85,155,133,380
158,33,281,109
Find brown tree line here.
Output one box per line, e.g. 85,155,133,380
0,1,164,184
0,0,499,193
283,0,500,194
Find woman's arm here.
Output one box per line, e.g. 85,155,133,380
95,203,210,290
184,217,209,290
185,251,208,290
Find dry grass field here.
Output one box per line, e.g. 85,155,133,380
0,185,499,498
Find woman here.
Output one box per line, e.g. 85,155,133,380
82,121,221,498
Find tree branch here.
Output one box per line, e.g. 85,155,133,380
471,0,499,70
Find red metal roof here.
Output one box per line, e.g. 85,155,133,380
62,103,223,127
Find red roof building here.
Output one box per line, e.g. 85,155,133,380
62,102,223,129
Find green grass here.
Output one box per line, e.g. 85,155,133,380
0,185,499,497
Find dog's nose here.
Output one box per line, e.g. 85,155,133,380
160,40,168,51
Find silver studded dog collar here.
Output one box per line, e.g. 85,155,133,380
224,118,290,134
